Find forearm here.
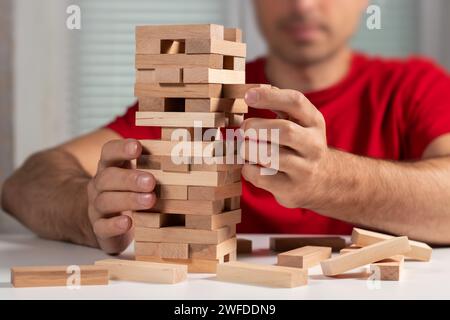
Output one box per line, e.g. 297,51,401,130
1,149,98,247
314,149,450,244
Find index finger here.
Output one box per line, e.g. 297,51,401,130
244,87,323,127
98,139,142,171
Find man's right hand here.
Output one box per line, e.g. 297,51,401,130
87,139,156,254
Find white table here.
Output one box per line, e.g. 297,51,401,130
0,233,448,300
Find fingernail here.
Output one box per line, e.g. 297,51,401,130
138,193,153,206
137,175,152,189
244,90,258,105
126,141,138,156
116,216,130,230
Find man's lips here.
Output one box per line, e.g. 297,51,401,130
282,23,325,41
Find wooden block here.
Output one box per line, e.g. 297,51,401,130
140,169,230,187
134,242,160,257
95,259,187,284
11,265,108,288
160,40,185,54
370,256,404,281
216,262,308,288
138,97,184,112
188,182,242,200
136,38,160,55
136,111,226,127
135,242,189,259
224,28,242,42
270,236,347,252
134,225,236,244
136,70,156,84
190,159,244,172
150,199,225,215
226,113,245,127
320,237,411,276
190,237,237,260
186,39,246,57
351,228,432,261
140,139,223,157
136,256,219,273
183,68,245,84
136,24,224,42
277,246,331,269
185,209,241,230
236,238,252,254
161,156,189,172
223,56,246,71
224,196,241,211
156,185,188,200
135,54,223,69
132,212,184,228
161,127,195,141
155,67,182,83
339,245,362,255
185,98,248,113
223,84,271,99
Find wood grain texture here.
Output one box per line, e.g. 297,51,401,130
183,68,245,84
134,242,189,259
186,39,246,57
136,24,224,42
224,28,242,42
149,199,225,215
222,84,271,98
155,67,182,83
135,54,223,69
185,98,248,113
140,139,223,157
190,237,237,260
188,182,242,200
369,256,404,281
11,265,109,288
320,237,411,276
136,256,222,273
185,209,241,229
216,262,308,288
132,212,184,228
95,259,187,284
277,246,331,269
270,237,347,252
138,97,185,112
351,228,432,261
139,169,238,187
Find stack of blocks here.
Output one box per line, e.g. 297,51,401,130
132,24,262,273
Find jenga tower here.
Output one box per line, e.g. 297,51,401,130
132,24,264,273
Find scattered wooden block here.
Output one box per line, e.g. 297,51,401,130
136,111,226,127
222,84,271,98
224,28,242,42
270,236,347,252
188,182,242,201
320,237,411,276
140,139,223,157
236,238,252,254
370,255,405,281
223,56,246,71
139,97,185,112
185,209,241,230
216,262,308,288
132,212,184,228
11,265,109,288
135,242,189,259
351,228,432,261
140,169,237,187
150,199,225,215
136,256,220,273
339,245,362,255
135,54,223,69
186,39,246,57
155,67,183,83
136,24,224,43
277,246,332,269
190,237,237,260
183,68,245,84
95,259,187,284
135,225,236,245
185,98,248,113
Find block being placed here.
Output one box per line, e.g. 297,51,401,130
95,259,187,284
320,236,411,276
216,261,308,288
277,246,332,269
351,227,432,261
11,265,109,288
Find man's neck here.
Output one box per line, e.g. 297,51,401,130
265,47,352,93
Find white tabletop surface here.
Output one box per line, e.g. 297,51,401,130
0,233,448,300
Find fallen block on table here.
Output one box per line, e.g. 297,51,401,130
351,227,432,261
216,261,308,288
236,238,253,254
270,236,346,252
11,265,109,288
94,259,187,284
320,236,411,276
339,245,362,255
277,246,332,269
370,255,405,281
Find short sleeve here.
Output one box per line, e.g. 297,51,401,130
404,59,450,158
105,101,161,140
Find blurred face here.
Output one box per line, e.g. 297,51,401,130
254,0,368,65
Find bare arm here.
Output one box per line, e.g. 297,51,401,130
242,87,450,245
1,128,156,253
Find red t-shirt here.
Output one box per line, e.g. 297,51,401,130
107,52,450,235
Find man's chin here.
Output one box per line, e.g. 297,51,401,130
272,45,333,67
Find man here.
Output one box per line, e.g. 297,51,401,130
2,0,450,254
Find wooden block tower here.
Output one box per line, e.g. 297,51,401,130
132,24,263,273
